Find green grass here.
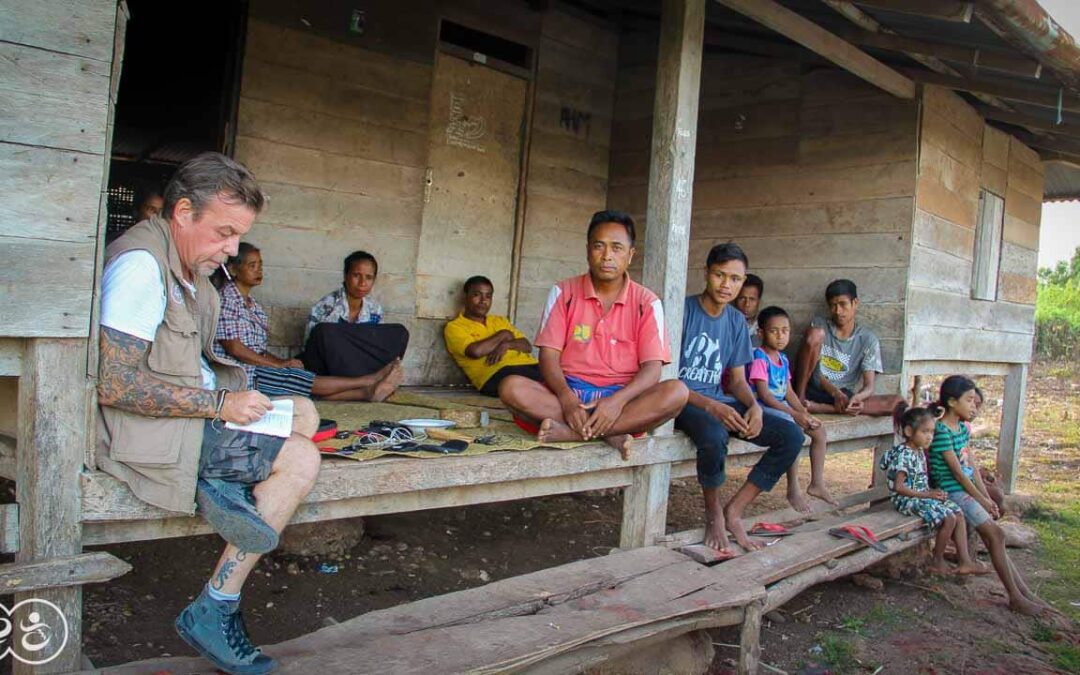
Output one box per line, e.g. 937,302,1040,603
838,615,866,635
864,602,912,629
1032,621,1080,673
815,631,861,674
1026,501,1080,623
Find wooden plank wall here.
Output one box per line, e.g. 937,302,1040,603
905,85,1043,364
608,41,918,390
234,15,446,380
237,3,616,383
513,10,619,339
0,0,118,337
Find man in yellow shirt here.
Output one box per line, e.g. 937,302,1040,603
444,276,542,395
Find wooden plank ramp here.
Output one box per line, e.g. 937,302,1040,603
92,500,927,674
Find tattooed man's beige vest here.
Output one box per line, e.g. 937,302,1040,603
97,216,246,514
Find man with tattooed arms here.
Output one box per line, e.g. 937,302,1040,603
96,153,320,674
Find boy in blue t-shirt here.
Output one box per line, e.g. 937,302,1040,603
748,306,834,510
676,243,804,556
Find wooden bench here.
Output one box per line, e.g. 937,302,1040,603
94,490,928,674
0,413,895,554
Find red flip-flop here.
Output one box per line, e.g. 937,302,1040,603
828,525,888,552
748,522,792,537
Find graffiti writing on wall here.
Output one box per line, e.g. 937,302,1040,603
560,107,591,137
446,92,487,152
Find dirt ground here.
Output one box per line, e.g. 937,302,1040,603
4,363,1077,673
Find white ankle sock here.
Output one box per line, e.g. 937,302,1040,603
206,584,240,603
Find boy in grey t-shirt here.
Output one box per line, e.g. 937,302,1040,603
794,279,904,416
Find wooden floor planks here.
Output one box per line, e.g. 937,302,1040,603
95,498,928,675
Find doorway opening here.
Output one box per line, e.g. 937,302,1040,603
106,0,247,241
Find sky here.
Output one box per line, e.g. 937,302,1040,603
1034,0,1080,268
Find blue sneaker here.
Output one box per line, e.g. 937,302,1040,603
196,479,278,554
175,588,278,674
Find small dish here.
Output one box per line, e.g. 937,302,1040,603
398,418,456,434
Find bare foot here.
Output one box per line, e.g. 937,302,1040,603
371,360,403,402
724,505,763,551
1010,597,1044,617
926,564,952,576
807,483,839,506
955,562,990,576
703,518,734,555
787,491,812,514
604,434,633,460
538,418,582,444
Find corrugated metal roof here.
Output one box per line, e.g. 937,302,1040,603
1043,160,1080,201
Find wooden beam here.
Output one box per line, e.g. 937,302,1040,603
822,1,1015,112
978,106,1080,138
905,69,1080,113
0,552,130,594
17,339,89,673
842,29,1041,77
997,363,1028,493
850,0,973,23
715,0,915,99
643,0,705,388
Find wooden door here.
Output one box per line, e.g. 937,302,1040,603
415,52,528,318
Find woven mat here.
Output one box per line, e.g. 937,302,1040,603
314,399,584,462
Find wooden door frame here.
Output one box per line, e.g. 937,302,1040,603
428,19,539,323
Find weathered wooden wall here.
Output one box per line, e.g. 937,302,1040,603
513,10,619,340
609,42,918,388
234,10,440,379
905,85,1043,363
236,2,617,384
0,0,118,337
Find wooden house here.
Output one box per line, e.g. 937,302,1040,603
2,0,1080,670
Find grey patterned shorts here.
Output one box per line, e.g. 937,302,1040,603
199,420,286,485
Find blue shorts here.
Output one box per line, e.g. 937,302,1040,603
565,375,623,404
948,490,993,528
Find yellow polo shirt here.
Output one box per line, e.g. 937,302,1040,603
444,313,539,389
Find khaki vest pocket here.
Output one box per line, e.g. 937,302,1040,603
149,312,202,378
108,415,192,464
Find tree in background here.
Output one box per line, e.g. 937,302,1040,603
1036,245,1080,360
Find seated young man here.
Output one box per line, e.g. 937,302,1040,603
444,275,542,396
734,273,764,348
498,210,688,458
676,243,805,555
793,279,904,416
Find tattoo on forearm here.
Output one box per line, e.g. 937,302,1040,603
97,326,216,418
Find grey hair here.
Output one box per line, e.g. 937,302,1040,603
163,152,266,220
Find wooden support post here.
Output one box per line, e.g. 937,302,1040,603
737,599,764,675
16,339,89,673
642,0,705,387
998,363,1028,494
620,463,672,548
871,435,891,489
910,375,923,404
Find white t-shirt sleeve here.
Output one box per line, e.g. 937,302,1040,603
100,250,167,341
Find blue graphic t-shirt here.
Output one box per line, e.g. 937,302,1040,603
678,296,753,402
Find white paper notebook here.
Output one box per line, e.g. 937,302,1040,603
225,398,294,438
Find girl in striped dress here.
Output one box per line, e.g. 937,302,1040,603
928,376,1054,617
